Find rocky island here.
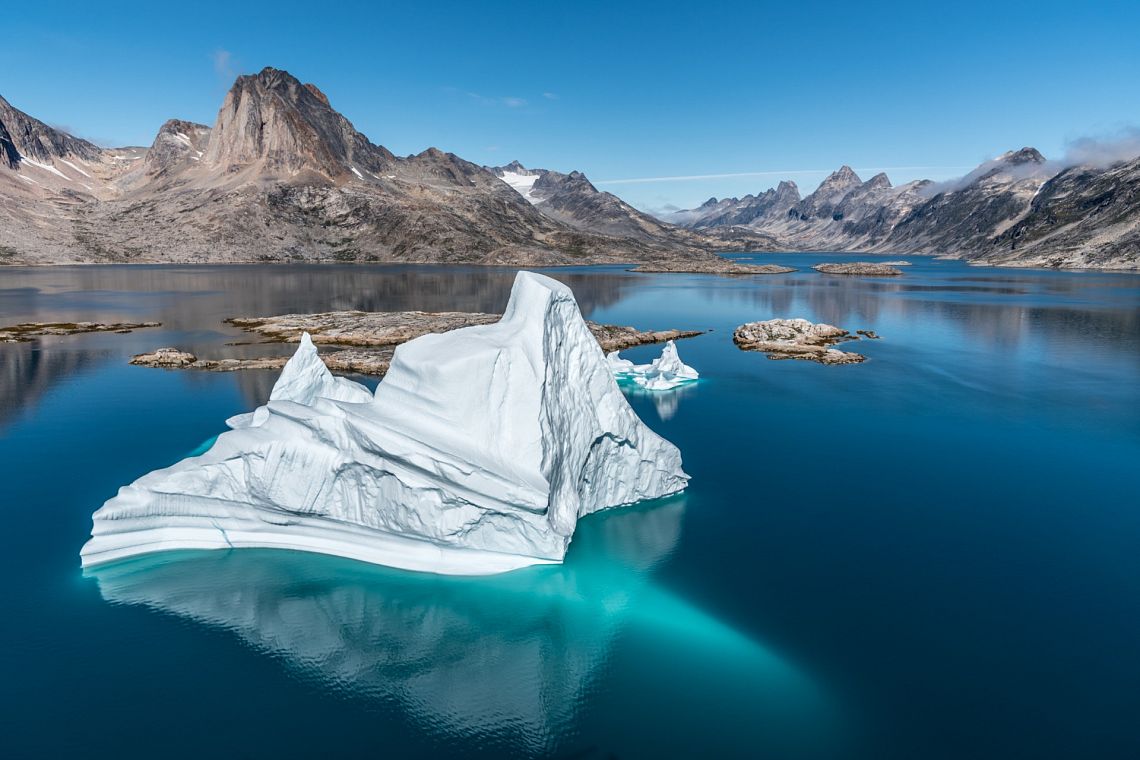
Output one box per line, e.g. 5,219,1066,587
732,318,868,364
812,262,904,276
629,260,795,275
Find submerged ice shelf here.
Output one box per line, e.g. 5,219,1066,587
81,272,689,575
608,340,699,391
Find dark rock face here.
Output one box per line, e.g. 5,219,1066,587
0,118,19,169
990,156,1140,268
884,150,1051,254
0,94,102,164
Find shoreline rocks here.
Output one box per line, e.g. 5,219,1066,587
132,347,395,375
133,312,700,376
732,318,868,365
812,262,903,276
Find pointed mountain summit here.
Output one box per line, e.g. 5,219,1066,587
790,166,863,221
999,147,1046,166
142,119,210,178
813,165,863,198
201,67,394,177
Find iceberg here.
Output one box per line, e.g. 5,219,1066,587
607,339,699,391
81,272,689,575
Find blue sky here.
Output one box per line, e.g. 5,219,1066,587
4,0,1138,211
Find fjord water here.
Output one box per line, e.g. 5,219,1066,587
1,256,1138,758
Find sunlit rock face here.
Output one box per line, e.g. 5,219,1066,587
81,271,688,574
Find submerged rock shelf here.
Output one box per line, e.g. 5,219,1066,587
1,321,160,342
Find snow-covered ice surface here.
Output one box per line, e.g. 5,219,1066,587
17,153,70,180
608,340,699,391
81,272,688,575
498,170,543,203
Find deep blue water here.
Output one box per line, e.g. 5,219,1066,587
1,256,1138,758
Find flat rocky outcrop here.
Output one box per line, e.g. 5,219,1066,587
1,321,160,342
131,347,393,375
812,262,903,276
631,260,795,275
133,311,700,375
732,318,867,364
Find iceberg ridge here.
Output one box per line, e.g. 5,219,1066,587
81,272,689,575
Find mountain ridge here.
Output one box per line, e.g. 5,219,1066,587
0,68,768,267
0,69,1136,270
664,148,1139,269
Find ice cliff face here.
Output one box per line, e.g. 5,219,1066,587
81,271,688,574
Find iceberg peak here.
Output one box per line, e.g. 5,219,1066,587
82,271,688,575
270,332,374,406
609,339,700,391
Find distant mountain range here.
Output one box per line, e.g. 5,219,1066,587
0,67,1135,270
664,148,1139,269
0,68,763,268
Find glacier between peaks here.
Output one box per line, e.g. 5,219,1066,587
81,272,689,574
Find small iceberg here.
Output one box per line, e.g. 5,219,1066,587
81,272,689,575
608,340,699,391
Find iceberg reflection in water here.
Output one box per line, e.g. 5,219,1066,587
86,496,838,757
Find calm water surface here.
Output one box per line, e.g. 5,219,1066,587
1,255,1138,758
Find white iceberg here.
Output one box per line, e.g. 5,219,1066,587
608,339,699,391
81,272,689,575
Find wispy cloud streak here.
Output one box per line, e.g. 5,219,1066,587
595,166,977,185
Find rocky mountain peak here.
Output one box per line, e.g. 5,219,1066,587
0,93,102,165
774,180,801,202
821,165,862,190
865,172,892,190
201,67,393,178
143,119,211,177
487,159,540,177
1001,147,1046,165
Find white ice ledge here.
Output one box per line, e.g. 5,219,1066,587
81,272,688,574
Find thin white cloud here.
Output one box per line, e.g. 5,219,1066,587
465,92,528,108
212,49,237,82
543,92,558,100
1061,127,1140,167
595,166,977,185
